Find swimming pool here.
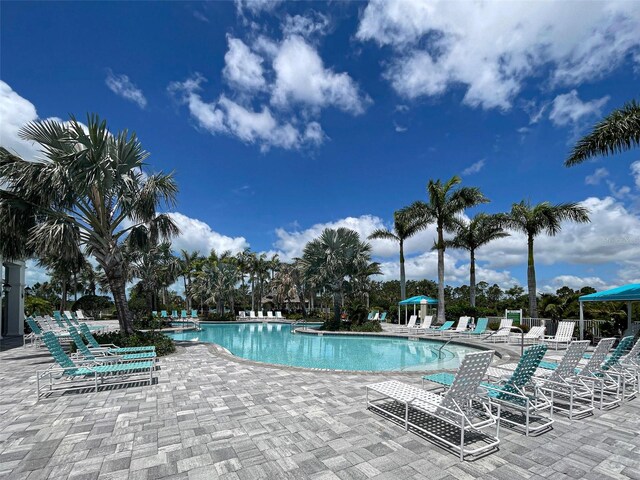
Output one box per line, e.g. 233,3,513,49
167,322,484,372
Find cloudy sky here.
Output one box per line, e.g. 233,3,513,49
2,0,640,293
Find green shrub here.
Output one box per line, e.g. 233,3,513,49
133,315,168,330
346,302,369,326
206,312,236,321
25,296,53,316
85,331,176,356
351,321,383,333
287,313,304,321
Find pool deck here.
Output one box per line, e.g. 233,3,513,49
1,325,639,479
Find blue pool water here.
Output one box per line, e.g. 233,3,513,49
167,322,483,372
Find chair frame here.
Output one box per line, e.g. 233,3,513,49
366,350,499,460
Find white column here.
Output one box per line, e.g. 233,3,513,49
579,301,584,340
5,261,25,336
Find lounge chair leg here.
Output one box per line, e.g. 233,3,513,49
460,416,465,461
404,403,408,431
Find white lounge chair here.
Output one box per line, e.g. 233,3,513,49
257,310,265,320
249,311,258,320
366,350,499,460
488,319,513,343
394,315,417,333
266,311,275,320
409,315,433,334
447,316,470,336
275,311,285,320
510,325,545,344
491,340,594,420
76,310,94,321
237,311,247,320
544,321,575,350
425,344,553,436
371,312,380,321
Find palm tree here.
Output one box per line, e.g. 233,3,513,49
401,176,488,321
299,228,381,326
565,99,640,166
368,210,426,301
500,201,590,318
178,249,199,310
0,115,178,333
444,214,509,307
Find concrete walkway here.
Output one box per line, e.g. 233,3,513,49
1,335,639,480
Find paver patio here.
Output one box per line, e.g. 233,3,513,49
1,333,639,480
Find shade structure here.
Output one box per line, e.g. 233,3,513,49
578,283,640,339
398,295,438,305
397,296,438,325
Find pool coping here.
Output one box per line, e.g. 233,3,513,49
170,325,518,375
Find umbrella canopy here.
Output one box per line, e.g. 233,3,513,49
579,284,640,302
398,295,438,305
577,283,640,339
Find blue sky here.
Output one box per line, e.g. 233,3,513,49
2,0,640,293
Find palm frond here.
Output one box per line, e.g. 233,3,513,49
566,99,640,166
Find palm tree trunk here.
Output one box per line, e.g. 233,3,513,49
107,271,135,334
527,234,538,318
333,290,341,325
437,225,446,322
469,248,476,308
250,276,255,310
399,240,406,301
61,278,67,310
183,275,189,310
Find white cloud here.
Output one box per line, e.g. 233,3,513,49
171,30,366,151
357,0,640,110
631,161,640,189
585,167,609,185
235,0,283,15
25,260,51,287
282,13,329,39
223,37,267,92
477,197,640,270
168,75,323,151
105,71,147,109
168,212,249,255
540,275,616,294
271,35,370,115
461,159,485,176
549,90,609,127
0,81,40,160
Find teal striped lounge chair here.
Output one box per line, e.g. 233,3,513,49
38,332,155,398
68,326,156,363
424,344,552,436
379,312,387,322
161,310,168,318
366,350,499,460
424,320,454,336
79,324,155,354
190,310,198,319
181,310,188,319
460,318,489,336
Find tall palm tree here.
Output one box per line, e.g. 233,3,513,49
178,249,199,310
565,99,640,166
501,201,590,318
299,228,380,326
0,115,178,333
368,210,426,301
443,213,509,307
401,176,488,321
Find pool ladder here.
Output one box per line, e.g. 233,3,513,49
290,319,307,334
437,337,453,359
